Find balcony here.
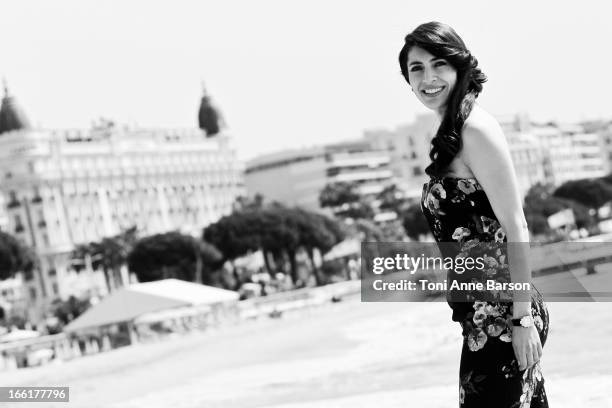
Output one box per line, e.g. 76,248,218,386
7,200,21,209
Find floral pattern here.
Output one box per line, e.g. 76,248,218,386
421,176,550,407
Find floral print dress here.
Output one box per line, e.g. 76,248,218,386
421,176,550,408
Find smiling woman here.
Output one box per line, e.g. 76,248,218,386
399,22,550,408
399,23,487,178
405,48,457,113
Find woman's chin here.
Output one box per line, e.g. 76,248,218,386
422,101,444,112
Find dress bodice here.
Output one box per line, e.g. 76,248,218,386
420,176,506,244
420,176,510,320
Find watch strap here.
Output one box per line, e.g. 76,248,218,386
511,315,533,327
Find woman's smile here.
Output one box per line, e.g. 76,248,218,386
421,85,446,98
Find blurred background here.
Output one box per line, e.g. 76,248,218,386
0,1,612,407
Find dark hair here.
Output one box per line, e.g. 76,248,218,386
398,22,487,177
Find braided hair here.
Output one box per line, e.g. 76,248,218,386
398,22,487,177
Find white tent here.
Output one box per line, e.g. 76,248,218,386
0,329,41,343
323,239,361,261
64,279,238,333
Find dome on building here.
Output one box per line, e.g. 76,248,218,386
198,85,224,137
0,80,31,135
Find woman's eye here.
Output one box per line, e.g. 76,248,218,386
434,61,447,67
409,66,422,72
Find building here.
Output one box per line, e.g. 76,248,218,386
598,123,612,174
364,114,437,199
497,113,548,197
0,276,28,320
532,123,607,186
245,140,394,211
365,112,547,200
0,83,244,321
496,113,610,195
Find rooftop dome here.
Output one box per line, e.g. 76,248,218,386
0,80,31,135
198,84,224,137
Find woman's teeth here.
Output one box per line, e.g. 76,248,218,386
423,87,443,95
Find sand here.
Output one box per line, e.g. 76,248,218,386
1,285,611,407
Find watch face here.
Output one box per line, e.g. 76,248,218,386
520,316,534,327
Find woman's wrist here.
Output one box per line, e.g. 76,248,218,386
512,301,531,318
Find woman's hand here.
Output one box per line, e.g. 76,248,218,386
512,325,542,371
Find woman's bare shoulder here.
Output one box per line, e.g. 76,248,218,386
462,105,504,144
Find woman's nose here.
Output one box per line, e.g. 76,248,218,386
423,68,438,84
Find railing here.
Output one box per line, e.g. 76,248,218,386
238,280,361,319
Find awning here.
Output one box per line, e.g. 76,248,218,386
64,279,238,332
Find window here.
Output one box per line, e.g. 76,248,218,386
8,191,20,208
413,166,423,176
14,215,24,232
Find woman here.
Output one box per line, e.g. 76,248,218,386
399,22,550,407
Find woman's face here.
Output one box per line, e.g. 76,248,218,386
406,46,457,114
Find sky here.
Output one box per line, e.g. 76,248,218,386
2,1,612,160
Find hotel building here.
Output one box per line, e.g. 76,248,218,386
0,84,243,320
245,140,394,211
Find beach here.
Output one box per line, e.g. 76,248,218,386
1,280,612,408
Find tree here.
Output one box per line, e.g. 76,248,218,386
319,181,376,220
127,232,222,283
524,183,598,235
378,184,410,213
524,212,550,236
400,203,431,241
553,179,612,210
51,296,91,326
70,226,138,293
0,231,36,281
259,205,302,284
204,204,346,288
348,219,385,242
290,208,343,285
194,240,224,284
203,211,261,261
233,193,264,211
319,182,360,208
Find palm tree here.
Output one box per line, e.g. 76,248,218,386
70,227,138,293
0,231,37,280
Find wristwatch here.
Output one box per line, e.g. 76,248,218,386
511,315,534,328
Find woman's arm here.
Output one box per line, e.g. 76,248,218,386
461,118,531,310
461,115,542,370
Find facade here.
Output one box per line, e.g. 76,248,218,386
0,85,244,321
364,114,436,199
0,276,28,320
245,147,327,210
364,112,609,202
505,131,547,197
245,140,394,211
497,114,548,197
599,123,612,174
531,123,607,186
